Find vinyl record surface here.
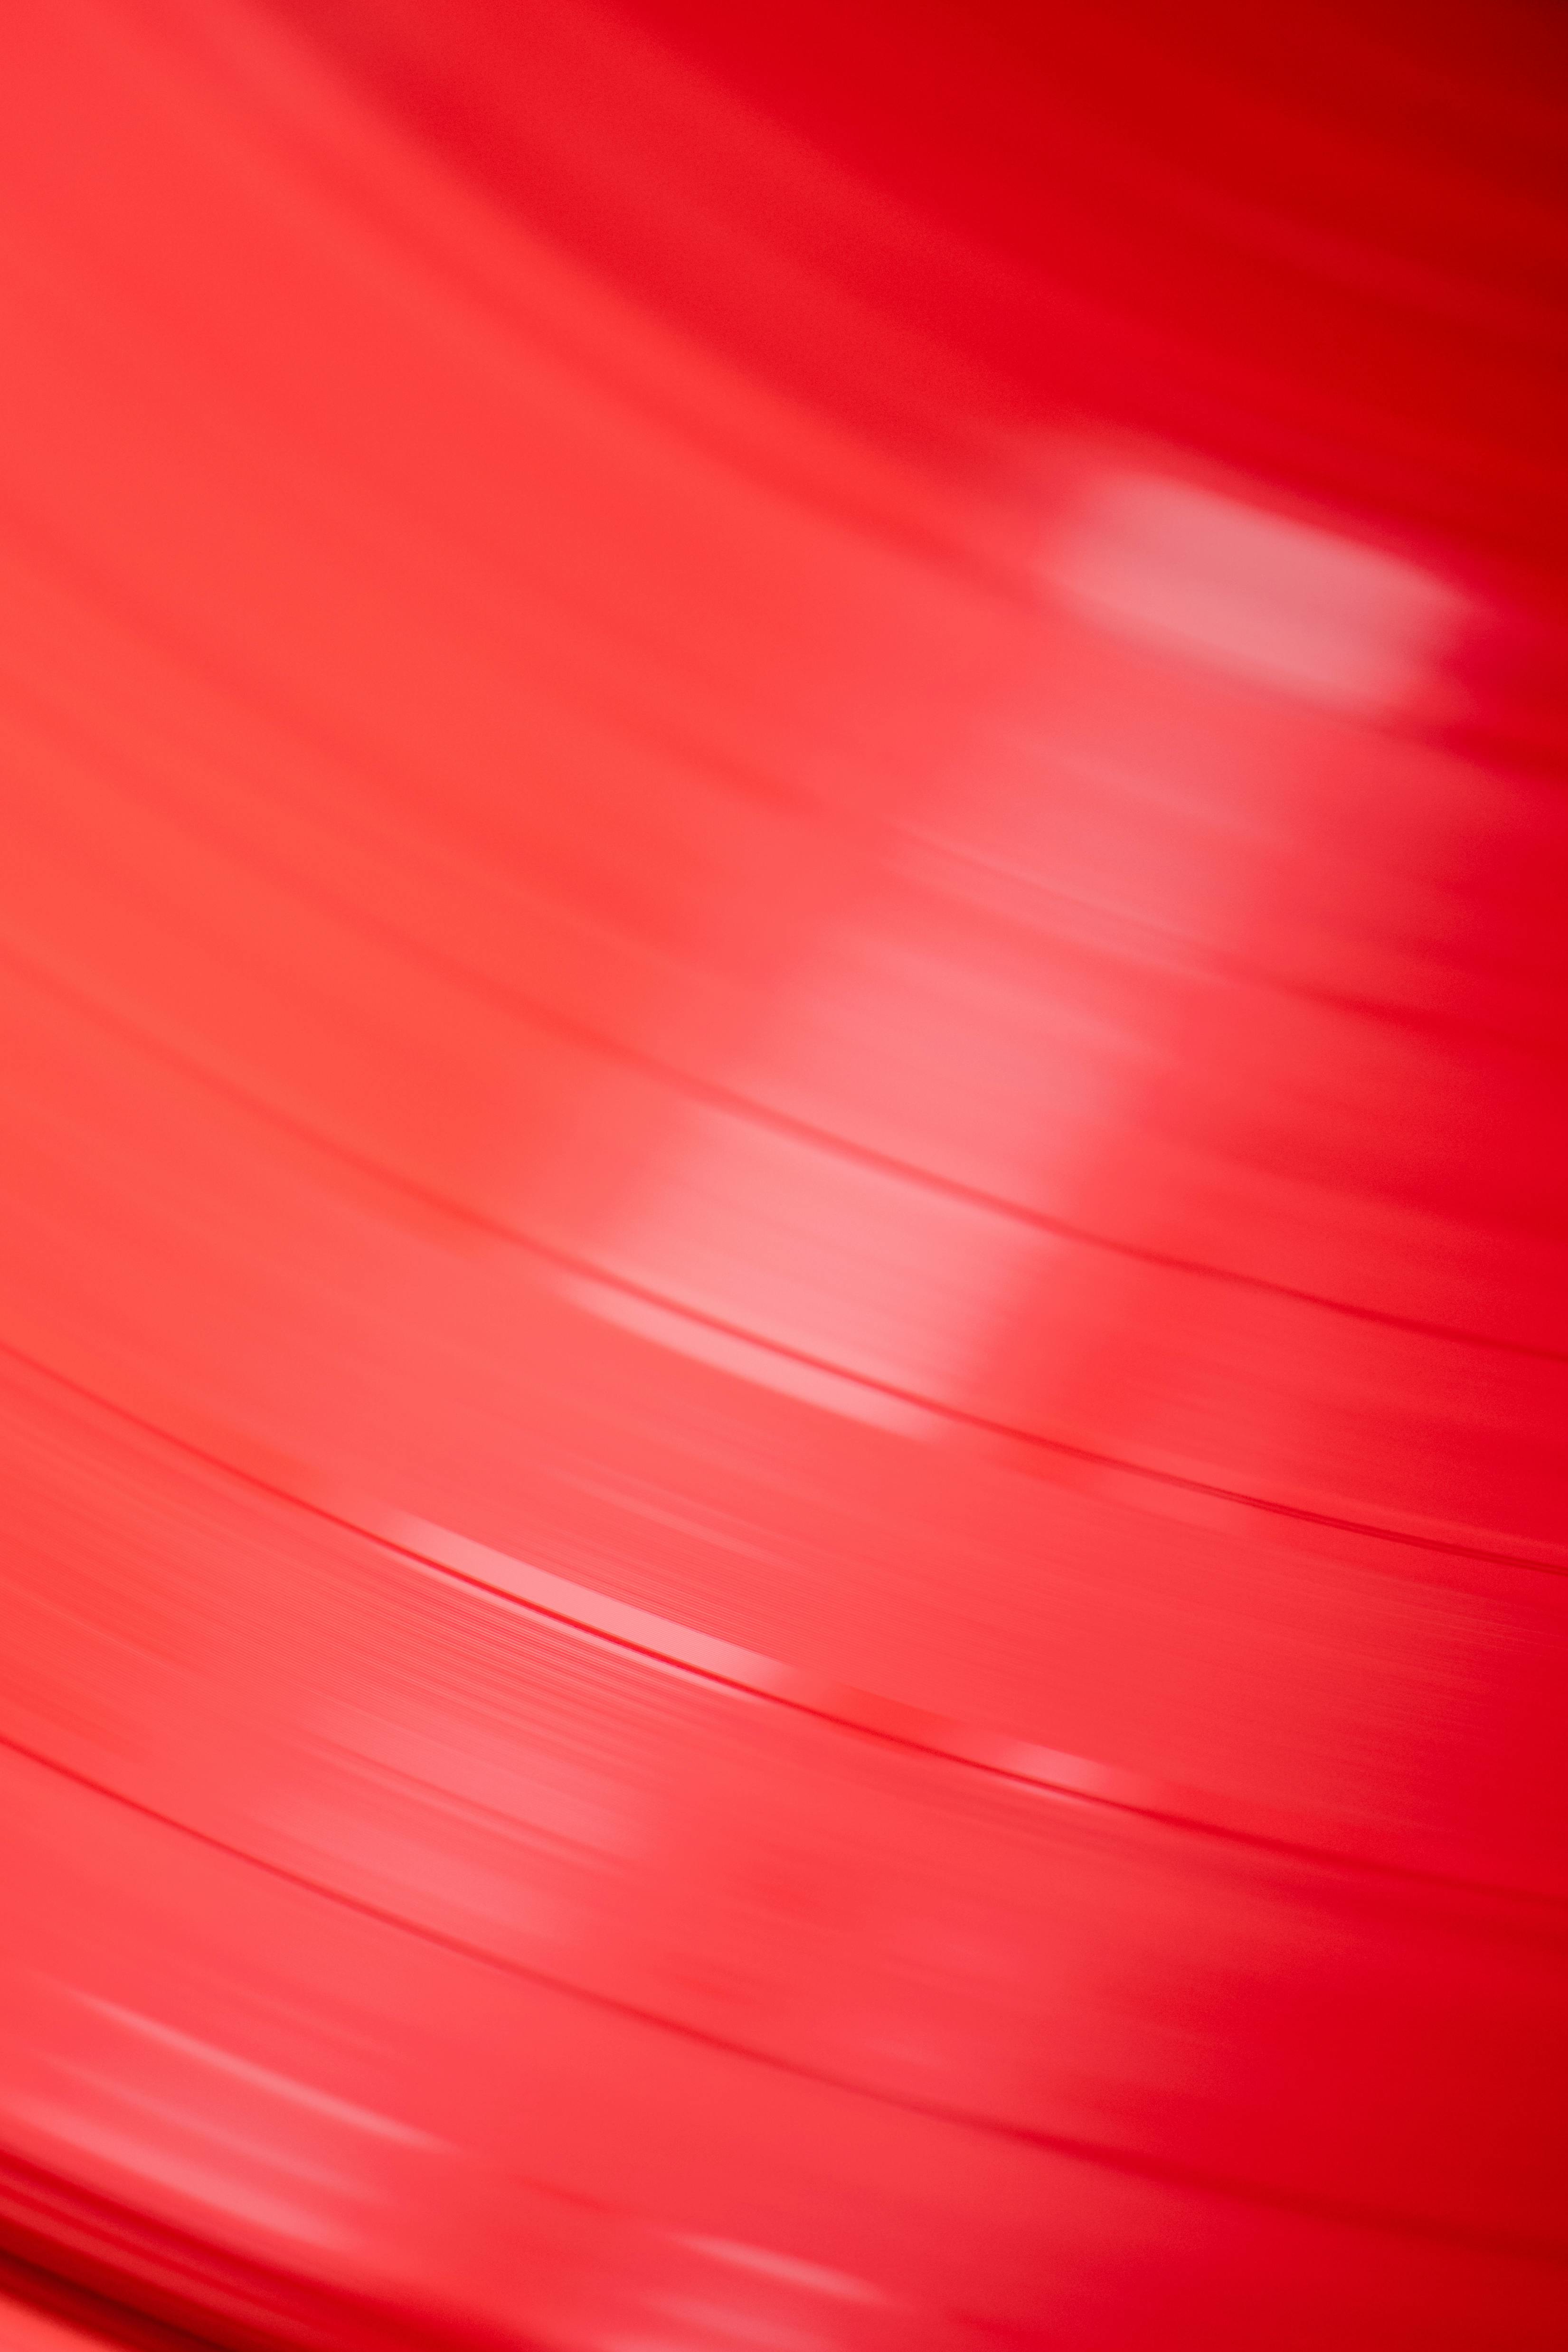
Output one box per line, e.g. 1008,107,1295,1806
0,3,1566,2347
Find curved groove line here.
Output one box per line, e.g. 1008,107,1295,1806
6,631,1563,1366
1,1729,1563,2267
3,942,1564,1581
2,1332,1564,1914
110,0,1047,612
0,495,1560,1368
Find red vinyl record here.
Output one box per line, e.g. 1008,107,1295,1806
0,3,1565,2347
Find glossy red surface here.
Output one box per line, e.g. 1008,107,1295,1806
0,1,1565,2345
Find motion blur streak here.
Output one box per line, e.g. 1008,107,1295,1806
0,0,1565,2347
